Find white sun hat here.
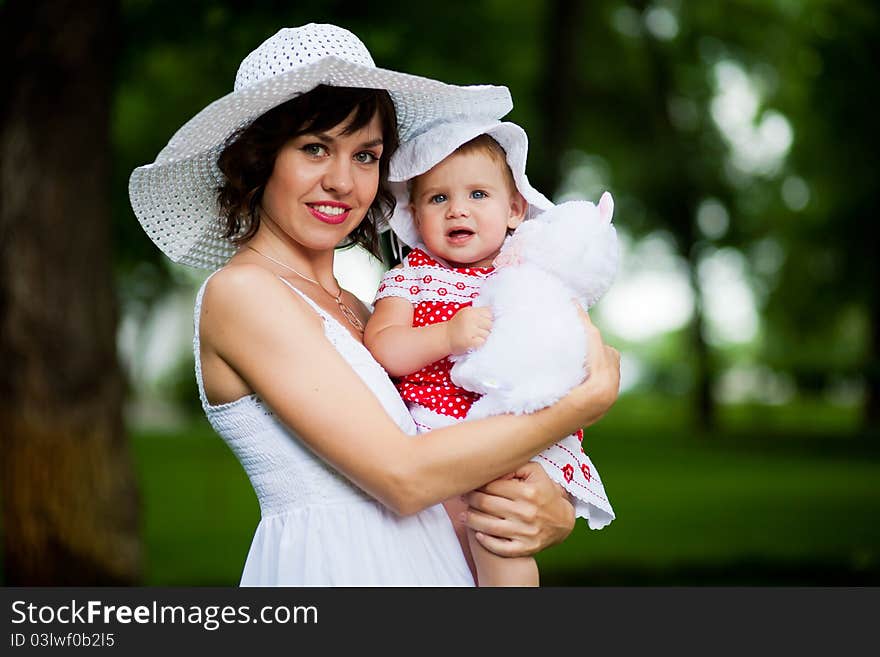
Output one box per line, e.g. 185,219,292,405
128,23,513,269
385,119,554,248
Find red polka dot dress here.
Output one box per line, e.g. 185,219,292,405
375,248,490,426
374,247,615,529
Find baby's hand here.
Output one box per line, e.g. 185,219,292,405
446,306,493,355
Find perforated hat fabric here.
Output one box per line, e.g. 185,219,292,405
387,120,554,247
128,23,513,269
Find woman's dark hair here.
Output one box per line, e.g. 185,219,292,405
216,85,399,259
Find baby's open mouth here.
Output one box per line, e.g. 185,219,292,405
447,228,474,239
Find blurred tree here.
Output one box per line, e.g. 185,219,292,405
636,0,719,431
531,0,586,195
764,1,879,434
540,0,730,430
540,1,872,431
0,0,141,583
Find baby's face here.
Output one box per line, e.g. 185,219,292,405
409,150,525,269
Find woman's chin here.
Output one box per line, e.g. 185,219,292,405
281,226,350,252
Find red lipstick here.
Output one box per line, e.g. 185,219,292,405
307,201,351,225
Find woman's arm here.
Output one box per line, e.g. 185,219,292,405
202,266,619,516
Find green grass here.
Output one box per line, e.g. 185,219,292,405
537,396,880,584
132,394,880,585
132,423,259,585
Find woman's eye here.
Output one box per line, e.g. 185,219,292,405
354,151,379,164
429,194,447,204
471,190,488,199
303,144,328,156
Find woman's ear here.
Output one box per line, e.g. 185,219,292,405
507,192,528,230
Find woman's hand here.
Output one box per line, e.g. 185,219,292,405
566,309,621,429
461,462,575,557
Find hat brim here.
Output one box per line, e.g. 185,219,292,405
129,56,512,269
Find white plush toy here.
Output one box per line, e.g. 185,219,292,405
449,193,619,420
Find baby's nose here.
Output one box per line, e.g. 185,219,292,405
447,204,470,218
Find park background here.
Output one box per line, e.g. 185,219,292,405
1,0,877,585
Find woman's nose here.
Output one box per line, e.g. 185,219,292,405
322,159,354,195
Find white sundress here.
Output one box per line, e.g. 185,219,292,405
193,274,474,586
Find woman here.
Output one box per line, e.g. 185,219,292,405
129,24,620,585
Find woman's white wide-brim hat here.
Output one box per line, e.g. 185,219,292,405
386,120,554,248
128,23,512,269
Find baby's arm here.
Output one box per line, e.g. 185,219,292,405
364,296,492,377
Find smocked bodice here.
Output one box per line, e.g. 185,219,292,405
193,274,417,517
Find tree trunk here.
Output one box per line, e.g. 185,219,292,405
636,4,717,433
535,0,586,196
688,252,715,433
866,278,880,435
0,0,141,584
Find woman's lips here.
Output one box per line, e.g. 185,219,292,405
307,203,351,225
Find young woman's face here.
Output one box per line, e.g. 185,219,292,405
261,111,384,251
410,149,526,268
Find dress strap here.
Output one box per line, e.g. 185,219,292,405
274,276,332,319
193,271,219,411
274,277,357,350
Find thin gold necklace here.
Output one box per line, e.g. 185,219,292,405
246,245,364,333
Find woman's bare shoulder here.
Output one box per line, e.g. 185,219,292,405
201,263,320,335
204,262,277,299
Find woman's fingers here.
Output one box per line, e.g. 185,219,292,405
577,304,594,326
461,507,538,557
464,489,520,518
570,306,620,416
577,305,617,373
474,479,521,501
461,507,516,537
577,306,604,355
608,345,621,368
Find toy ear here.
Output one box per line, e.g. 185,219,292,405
598,191,614,224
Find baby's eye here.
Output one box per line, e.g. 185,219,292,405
302,143,328,157
470,190,488,199
354,151,379,164
429,194,447,204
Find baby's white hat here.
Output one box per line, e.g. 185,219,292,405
386,119,554,248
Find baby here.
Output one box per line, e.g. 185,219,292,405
364,120,614,586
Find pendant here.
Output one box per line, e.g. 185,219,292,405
336,297,364,333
